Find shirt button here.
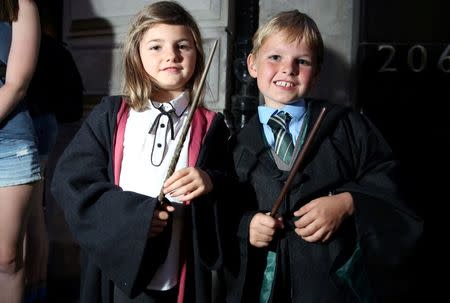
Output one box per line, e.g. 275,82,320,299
157,143,162,148
160,123,165,128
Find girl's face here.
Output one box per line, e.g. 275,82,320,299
139,24,197,102
247,31,318,109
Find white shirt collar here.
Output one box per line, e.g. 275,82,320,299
149,91,190,118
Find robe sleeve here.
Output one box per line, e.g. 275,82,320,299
333,111,423,300
219,133,264,301
50,100,164,297
191,113,233,270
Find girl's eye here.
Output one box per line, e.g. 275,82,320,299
178,44,191,50
149,45,161,51
297,58,312,66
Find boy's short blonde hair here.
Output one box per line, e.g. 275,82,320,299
251,10,324,69
122,1,205,111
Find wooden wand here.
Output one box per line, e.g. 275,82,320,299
270,106,327,217
157,40,218,205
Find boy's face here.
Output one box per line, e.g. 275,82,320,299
247,32,318,108
139,24,197,102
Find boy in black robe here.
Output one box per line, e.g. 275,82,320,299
220,9,423,303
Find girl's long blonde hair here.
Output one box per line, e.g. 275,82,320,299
122,1,205,111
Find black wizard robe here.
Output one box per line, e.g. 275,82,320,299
220,99,423,303
51,96,231,302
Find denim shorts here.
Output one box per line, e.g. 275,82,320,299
0,138,41,187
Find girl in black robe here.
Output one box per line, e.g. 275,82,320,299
51,2,232,302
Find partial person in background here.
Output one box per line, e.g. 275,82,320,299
24,8,58,303
0,0,41,302
24,4,84,302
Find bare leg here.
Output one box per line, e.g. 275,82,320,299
0,183,34,303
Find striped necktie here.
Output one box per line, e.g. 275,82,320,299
260,111,295,303
267,111,294,163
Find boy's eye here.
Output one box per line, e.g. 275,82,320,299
268,55,281,61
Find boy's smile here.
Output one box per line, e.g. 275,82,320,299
139,24,197,102
247,31,318,108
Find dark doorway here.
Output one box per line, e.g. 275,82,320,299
357,1,450,218
356,0,449,299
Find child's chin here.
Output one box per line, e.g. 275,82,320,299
278,99,300,105
264,96,302,108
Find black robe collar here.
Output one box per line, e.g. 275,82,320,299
235,99,350,188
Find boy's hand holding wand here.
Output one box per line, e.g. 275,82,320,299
249,107,327,248
270,106,327,217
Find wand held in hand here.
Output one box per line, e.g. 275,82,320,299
270,106,327,217
157,40,218,205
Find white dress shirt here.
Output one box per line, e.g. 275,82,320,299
119,91,190,290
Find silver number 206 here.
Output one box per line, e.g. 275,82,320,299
378,44,450,73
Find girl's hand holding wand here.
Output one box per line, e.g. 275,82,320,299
163,167,213,202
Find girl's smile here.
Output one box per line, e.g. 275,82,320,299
139,24,197,102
